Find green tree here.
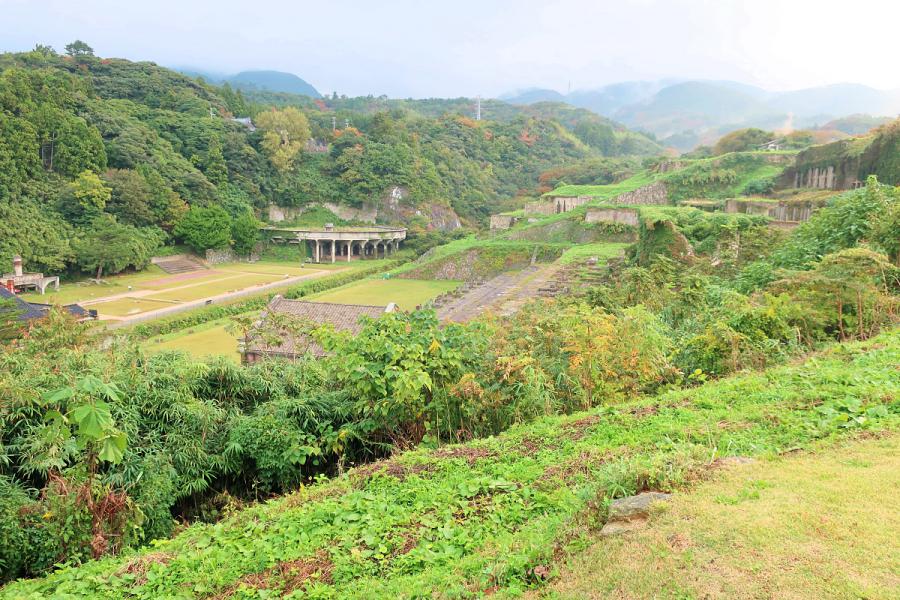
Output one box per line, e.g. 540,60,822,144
230,213,259,257
174,204,232,252
60,170,111,225
31,44,57,57
31,105,107,177
64,40,94,58
103,169,154,226
713,128,774,155
0,200,73,273
72,217,163,279
255,107,311,172
203,136,228,185
138,167,189,231
0,112,42,199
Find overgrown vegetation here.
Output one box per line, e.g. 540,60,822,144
3,329,896,597
0,175,897,587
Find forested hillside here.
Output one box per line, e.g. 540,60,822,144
0,43,659,279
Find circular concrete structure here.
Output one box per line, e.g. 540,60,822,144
264,225,407,263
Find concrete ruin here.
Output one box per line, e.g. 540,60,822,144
2,255,59,295
525,195,590,216
264,225,407,264
725,198,823,224
792,165,839,190
489,214,521,230
584,208,640,227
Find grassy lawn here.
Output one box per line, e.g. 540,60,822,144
90,297,176,317
145,319,242,363
217,263,315,276
145,273,290,303
559,242,631,264
19,265,167,304
539,435,899,600
308,278,460,310
20,261,340,306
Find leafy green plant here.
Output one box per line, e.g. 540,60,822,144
39,375,127,473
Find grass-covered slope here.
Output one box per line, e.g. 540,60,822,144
541,171,656,199
542,151,794,203
541,434,899,599
392,237,568,281
6,329,898,599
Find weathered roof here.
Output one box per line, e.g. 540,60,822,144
0,288,94,321
244,297,395,358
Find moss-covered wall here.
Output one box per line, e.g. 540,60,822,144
779,120,900,189
398,243,565,281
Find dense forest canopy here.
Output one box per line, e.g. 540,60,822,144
0,44,661,277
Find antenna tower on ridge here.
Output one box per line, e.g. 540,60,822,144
475,95,482,121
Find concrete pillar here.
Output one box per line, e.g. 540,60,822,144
314,240,320,263
346,241,352,262
330,239,335,264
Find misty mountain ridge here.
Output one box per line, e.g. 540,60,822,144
174,67,321,98
501,79,900,150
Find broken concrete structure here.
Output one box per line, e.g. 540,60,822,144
264,225,406,263
2,255,59,295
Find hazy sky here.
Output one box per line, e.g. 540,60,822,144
2,0,898,97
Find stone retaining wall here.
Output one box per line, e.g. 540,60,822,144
584,208,640,227
611,182,668,205
490,215,521,230
205,246,261,265
268,202,378,224
725,199,820,223
525,195,591,216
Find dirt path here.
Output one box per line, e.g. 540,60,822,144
100,267,348,327
495,262,567,316
436,264,562,323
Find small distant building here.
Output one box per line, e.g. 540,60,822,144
0,287,95,324
231,117,256,132
3,255,59,295
758,139,783,151
241,296,396,363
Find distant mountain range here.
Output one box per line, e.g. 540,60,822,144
175,68,321,98
501,80,900,150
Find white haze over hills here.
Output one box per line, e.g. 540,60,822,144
5,0,899,150
501,80,900,150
